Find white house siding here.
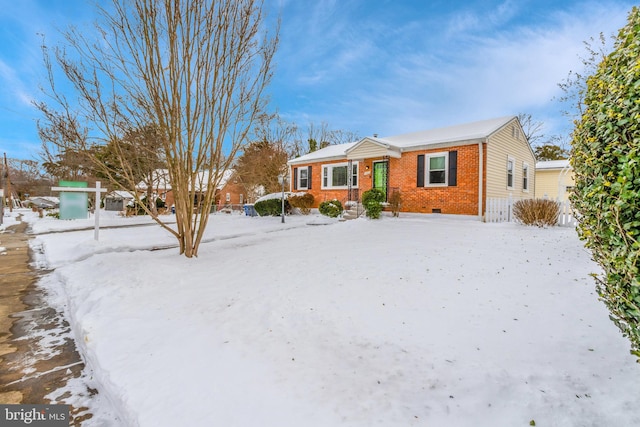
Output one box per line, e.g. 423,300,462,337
485,119,536,200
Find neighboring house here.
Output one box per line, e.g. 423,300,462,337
25,196,60,209
287,116,536,218
213,169,248,207
104,190,135,211
136,169,174,207
534,160,574,202
137,169,246,209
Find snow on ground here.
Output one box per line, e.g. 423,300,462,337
17,209,640,426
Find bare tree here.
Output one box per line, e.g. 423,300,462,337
6,158,54,198
289,121,360,156
556,33,613,121
36,0,278,257
517,113,545,147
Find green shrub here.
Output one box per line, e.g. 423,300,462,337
46,211,60,219
571,6,640,359
156,197,166,209
254,197,290,216
288,193,314,215
362,188,385,219
318,199,343,218
513,199,560,227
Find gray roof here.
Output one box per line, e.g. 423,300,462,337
289,116,516,165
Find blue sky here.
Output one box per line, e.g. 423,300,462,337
0,0,636,160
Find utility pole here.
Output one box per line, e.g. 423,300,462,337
3,153,12,212
0,153,4,225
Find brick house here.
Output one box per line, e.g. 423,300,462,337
137,169,247,210
287,116,536,218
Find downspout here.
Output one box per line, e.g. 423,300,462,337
478,140,484,220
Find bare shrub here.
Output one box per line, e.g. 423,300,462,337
288,193,314,215
513,199,560,227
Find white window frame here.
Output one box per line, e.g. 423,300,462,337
426,152,448,187
321,162,359,189
522,162,529,192
297,167,309,190
507,156,515,190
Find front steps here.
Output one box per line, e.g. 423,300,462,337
340,202,363,221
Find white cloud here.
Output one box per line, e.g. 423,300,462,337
273,1,635,140
0,59,34,107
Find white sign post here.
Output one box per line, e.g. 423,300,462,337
51,181,108,241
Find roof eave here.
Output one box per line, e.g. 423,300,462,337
399,137,485,153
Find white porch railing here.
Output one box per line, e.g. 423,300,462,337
485,196,577,227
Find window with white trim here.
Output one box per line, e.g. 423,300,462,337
427,152,448,186
297,167,309,190
522,162,529,192
321,162,358,189
507,156,515,189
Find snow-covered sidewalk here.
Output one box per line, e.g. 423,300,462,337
25,210,640,426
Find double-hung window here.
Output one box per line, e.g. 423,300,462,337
507,156,515,189
522,163,529,192
425,152,448,186
417,151,457,187
294,166,311,190
321,162,358,189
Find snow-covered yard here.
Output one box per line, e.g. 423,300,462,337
13,210,640,426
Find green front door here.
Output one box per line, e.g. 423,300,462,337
373,161,388,200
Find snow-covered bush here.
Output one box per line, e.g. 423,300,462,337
319,200,342,218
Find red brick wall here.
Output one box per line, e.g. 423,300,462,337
215,179,246,206
291,143,485,215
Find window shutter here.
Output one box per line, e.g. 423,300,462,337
307,166,312,189
417,155,425,187
448,151,457,187
293,167,298,190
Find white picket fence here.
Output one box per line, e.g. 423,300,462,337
485,196,577,227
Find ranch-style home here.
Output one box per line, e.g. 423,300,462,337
287,116,536,219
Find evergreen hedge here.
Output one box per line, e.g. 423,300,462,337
571,6,640,358
362,188,385,219
254,198,290,216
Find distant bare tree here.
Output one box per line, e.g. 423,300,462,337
556,33,613,121
5,158,53,198
290,121,360,155
517,113,545,146
36,0,278,257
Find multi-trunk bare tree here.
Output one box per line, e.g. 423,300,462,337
36,0,279,257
